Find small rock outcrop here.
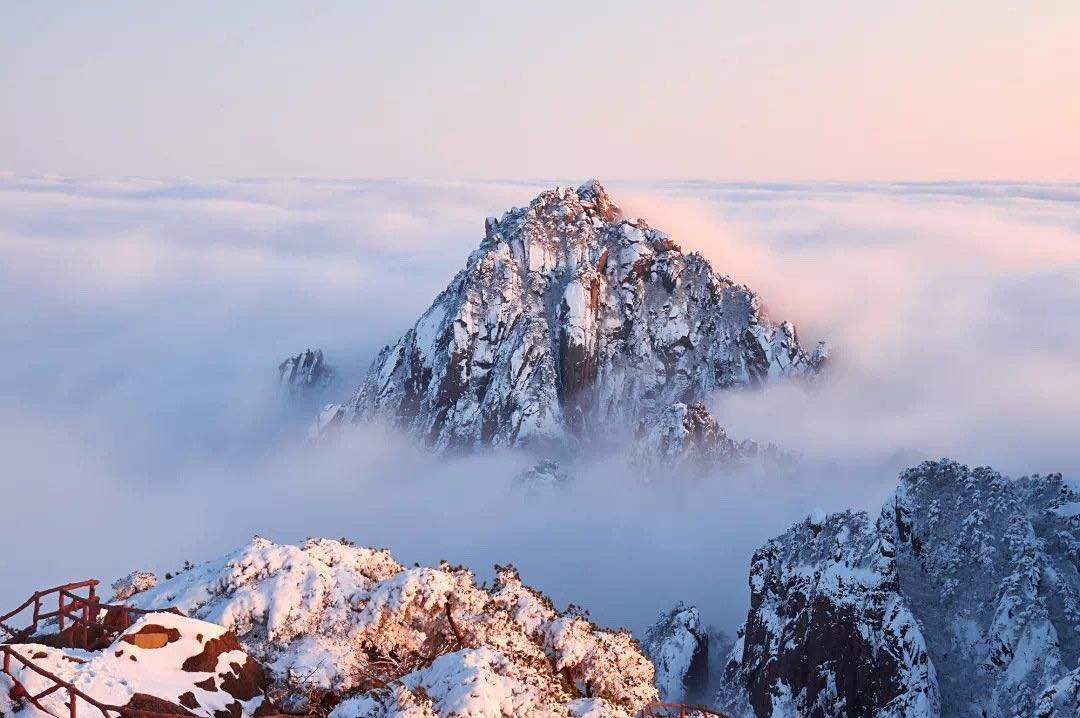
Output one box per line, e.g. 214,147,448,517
110,570,158,601
323,180,825,452
642,603,709,702
514,459,569,489
716,459,1080,718
278,349,333,395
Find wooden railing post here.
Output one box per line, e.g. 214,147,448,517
58,592,66,637
69,686,77,718
32,596,41,635
4,648,10,674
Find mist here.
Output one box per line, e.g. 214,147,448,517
2,175,1078,637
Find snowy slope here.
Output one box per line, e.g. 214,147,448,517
1,612,270,718
717,459,1080,718
320,180,825,451
125,537,658,717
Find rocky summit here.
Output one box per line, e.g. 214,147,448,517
716,459,1080,718
318,180,826,451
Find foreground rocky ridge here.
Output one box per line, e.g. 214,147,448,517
716,459,1080,717
319,180,825,453
119,537,658,718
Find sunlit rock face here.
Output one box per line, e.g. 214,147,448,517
325,180,825,451
124,537,658,718
717,459,1080,718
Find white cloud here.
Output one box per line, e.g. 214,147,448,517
1,176,1077,635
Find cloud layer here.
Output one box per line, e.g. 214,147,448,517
2,176,1078,634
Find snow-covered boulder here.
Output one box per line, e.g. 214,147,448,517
642,603,709,701
0,612,270,718
125,538,658,717
109,570,157,601
717,459,1080,718
330,180,824,452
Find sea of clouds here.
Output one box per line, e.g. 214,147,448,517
2,174,1078,635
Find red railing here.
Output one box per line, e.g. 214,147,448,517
1,581,184,718
1,581,161,651
640,702,730,718
3,644,128,718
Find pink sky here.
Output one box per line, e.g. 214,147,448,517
2,1,1077,179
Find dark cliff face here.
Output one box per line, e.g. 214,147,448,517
321,180,826,452
642,603,711,702
715,509,937,718
279,349,333,394
716,459,1080,718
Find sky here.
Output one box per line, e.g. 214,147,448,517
2,0,1078,180
2,176,1078,634
2,0,1079,643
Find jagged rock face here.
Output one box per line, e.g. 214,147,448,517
717,459,1080,718
887,461,1080,717
631,402,797,475
328,180,825,451
126,538,657,718
279,349,333,394
642,603,709,702
715,509,938,718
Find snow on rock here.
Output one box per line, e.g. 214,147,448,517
714,508,937,718
513,459,569,489
642,603,709,702
630,403,781,474
279,349,333,395
717,458,1080,718
0,612,269,718
109,570,158,601
329,180,824,452
125,538,658,717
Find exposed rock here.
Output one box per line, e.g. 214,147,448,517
328,180,825,452
122,622,182,649
514,459,569,489
717,459,1080,718
279,349,333,395
642,603,709,702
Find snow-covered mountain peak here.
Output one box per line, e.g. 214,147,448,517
322,180,826,452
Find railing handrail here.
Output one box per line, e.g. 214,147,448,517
640,701,730,718
1,644,185,718
1,582,102,641
1,580,169,647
